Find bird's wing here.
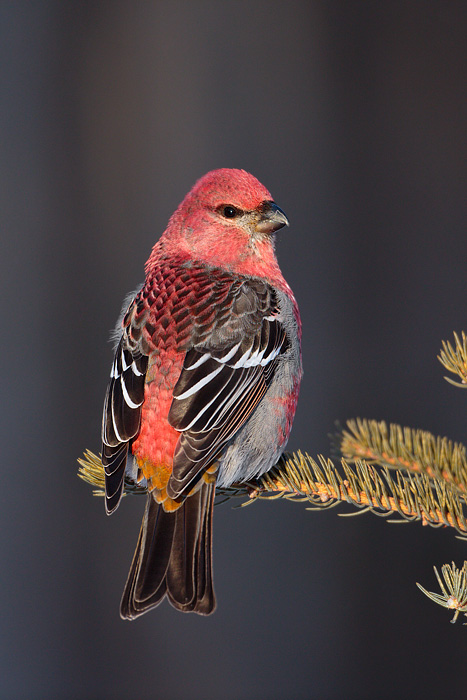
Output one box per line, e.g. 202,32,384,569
167,280,289,497
102,296,149,514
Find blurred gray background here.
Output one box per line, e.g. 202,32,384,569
2,2,467,698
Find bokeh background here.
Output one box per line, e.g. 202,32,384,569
2,2,467,698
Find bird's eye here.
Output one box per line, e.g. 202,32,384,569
222,206,239,219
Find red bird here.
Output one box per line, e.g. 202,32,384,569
102,169,302,618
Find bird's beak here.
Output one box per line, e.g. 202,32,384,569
255,201,289,234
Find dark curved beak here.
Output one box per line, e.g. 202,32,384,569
256,201,289,234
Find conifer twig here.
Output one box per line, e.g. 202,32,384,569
439,331,467,388
417,562,467,623
78,448,467,536
338,418,467,495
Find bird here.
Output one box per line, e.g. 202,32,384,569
101,168,302,618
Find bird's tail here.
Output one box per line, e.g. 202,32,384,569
120,482,216,618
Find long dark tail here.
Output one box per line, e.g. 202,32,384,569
120,482,216,619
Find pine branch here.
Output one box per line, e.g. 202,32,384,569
337,418,467,495
417,562,467,623
439,331,467,388
79,331,467,624
78,448,467,535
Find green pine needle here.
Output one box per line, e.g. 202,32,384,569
439,331,467,388
338,418,467,495
417,562,467,623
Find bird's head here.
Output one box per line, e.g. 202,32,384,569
157,169,289,282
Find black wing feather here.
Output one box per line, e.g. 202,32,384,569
102,330,148,514
167,307,288,498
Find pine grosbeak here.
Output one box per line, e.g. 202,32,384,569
102,168,302,618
